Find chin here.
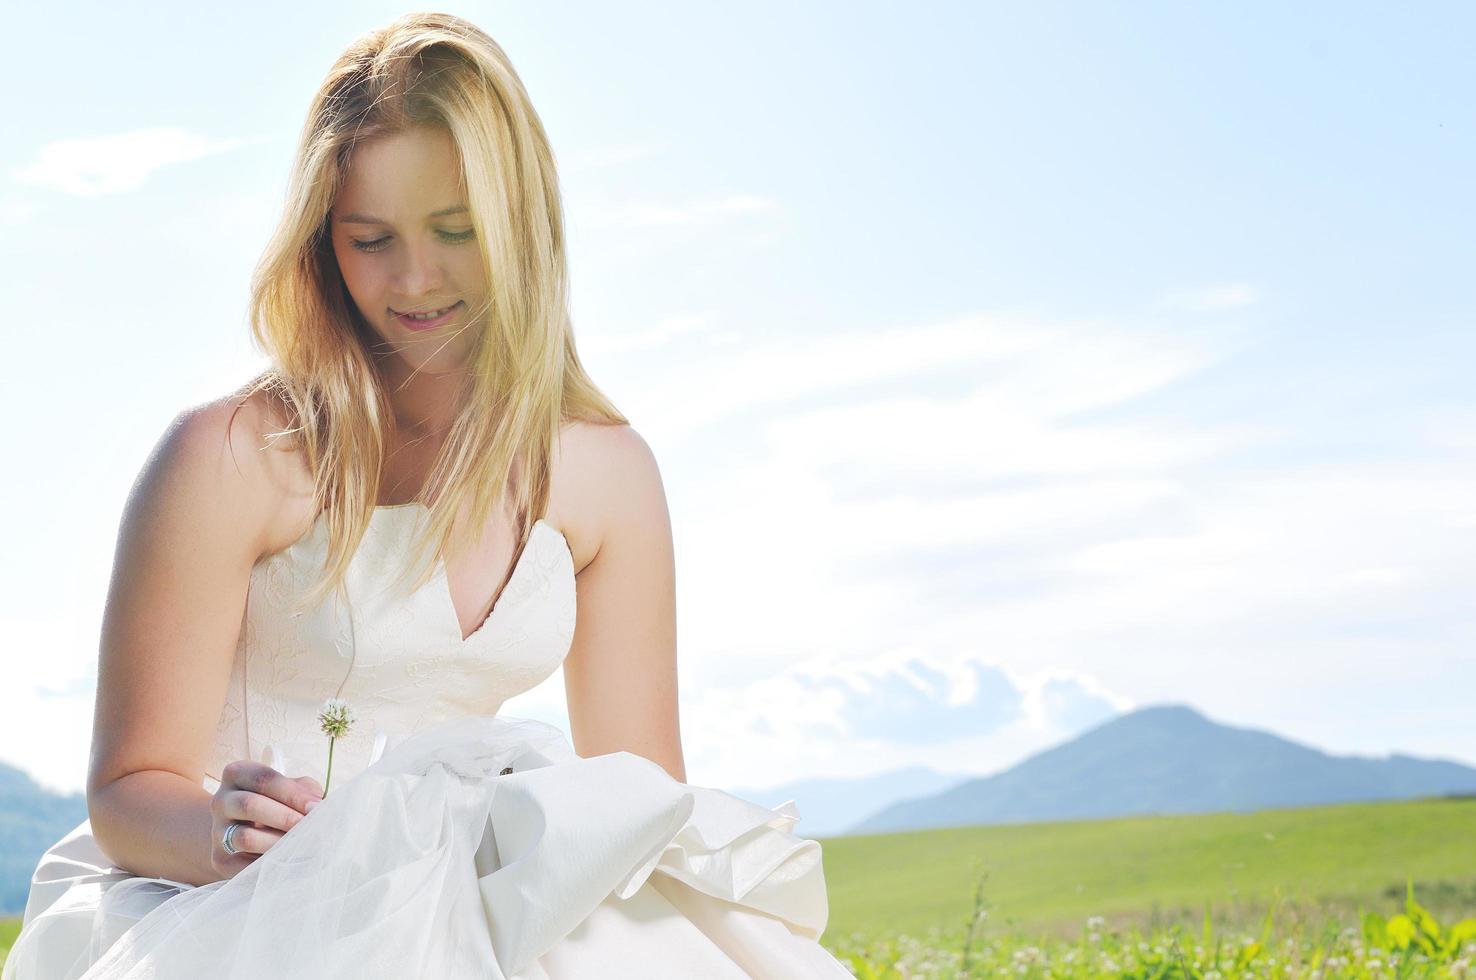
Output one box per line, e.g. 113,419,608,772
395,342,472,375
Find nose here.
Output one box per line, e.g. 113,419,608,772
391,237,446,301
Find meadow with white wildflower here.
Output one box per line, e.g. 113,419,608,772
829,878,1475,979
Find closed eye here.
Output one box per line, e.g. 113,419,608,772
350,229,477,253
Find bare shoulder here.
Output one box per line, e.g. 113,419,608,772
551,419,669,572
129,385,316,563
148,398,274,548
554,418,659,472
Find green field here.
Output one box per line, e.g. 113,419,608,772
820,796,1476,943
4,797,1473,976
0,916,17,972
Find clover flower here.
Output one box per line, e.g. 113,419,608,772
317,698,355,796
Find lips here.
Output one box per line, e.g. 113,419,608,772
394,302,459,316
392,300,464,332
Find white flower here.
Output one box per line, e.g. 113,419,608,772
318,698,355,738
318,698,356,795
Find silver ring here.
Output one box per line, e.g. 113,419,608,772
222,821,244,856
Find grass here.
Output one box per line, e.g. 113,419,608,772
818,797,1476,942
0,916,18,972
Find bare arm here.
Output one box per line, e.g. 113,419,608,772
562,424,686,782
86,395,281,885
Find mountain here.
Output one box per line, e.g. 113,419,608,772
727,765,968,838
0,761,89,916
847,703,1476,835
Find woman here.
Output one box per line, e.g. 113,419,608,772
3,12,851,979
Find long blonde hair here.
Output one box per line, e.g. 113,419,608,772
239,11,624,612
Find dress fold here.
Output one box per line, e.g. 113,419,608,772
3,715,849,980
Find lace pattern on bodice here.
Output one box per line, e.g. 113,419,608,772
203,507,576,790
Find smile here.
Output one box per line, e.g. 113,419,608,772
394,301,463,331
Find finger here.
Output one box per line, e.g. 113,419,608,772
222,789,311,834
296,775,324,798
220,822,285,856
240,765,325,818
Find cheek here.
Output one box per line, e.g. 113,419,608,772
453,251,486,290
335,249,383,305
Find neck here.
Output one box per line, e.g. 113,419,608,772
378,354,470,439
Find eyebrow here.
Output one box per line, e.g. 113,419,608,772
334,205,469,225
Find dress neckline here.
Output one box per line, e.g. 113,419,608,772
292,504,572,646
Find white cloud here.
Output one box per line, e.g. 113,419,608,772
610,312,1253,444
671,651,1127,789
580,310,727,355
0,614,102,797
0,191,43,226
10,127,264,197
583,310,1475,784
1417,406,1476,458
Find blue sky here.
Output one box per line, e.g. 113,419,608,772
1,1,1471,795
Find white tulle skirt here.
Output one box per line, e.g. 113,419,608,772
2,715,851,979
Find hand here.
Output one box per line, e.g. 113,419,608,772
210,760,324,878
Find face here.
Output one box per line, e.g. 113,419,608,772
329,125,488,374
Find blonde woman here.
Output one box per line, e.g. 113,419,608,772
3,12,849,979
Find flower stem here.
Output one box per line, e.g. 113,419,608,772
324,737,336,797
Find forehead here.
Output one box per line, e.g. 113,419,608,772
334,126,465,218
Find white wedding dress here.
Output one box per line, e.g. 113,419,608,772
3,505,851,979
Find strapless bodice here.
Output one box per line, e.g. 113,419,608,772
201,505,576,791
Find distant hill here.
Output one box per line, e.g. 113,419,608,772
849,703,1476,835
0,762,89,916
728,765,968,838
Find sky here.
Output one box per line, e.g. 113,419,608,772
1,1,1472,797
